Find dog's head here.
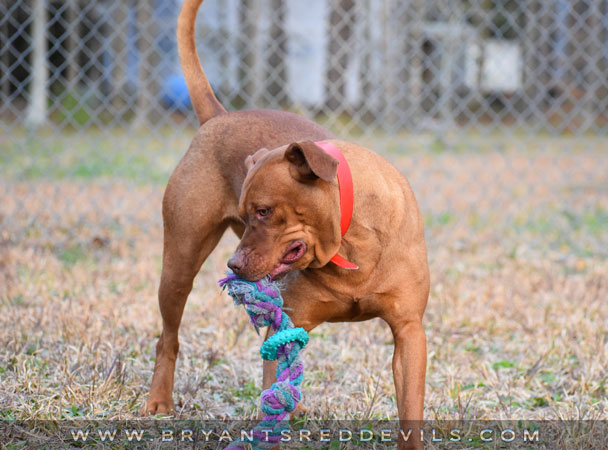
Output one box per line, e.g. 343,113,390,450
227,141,342,280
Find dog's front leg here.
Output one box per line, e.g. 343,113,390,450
389,318,426,450
259,332,307,416
256,328,280,449
256,316,314,450
261,326,279,406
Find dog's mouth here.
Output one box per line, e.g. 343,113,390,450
269,240,307,279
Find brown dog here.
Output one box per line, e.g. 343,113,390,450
143,0,332,416
229,141,429,448
144,0,429,447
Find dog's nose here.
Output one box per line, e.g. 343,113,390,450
227,252,245,274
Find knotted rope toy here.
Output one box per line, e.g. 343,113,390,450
219,271,309,450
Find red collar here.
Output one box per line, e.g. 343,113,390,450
315,141,358,270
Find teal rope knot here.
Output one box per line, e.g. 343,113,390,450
261,328,309,361
219,272,309,450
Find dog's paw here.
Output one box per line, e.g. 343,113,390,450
141,398,173,416
293,402,307,417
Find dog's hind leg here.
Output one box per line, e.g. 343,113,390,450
143,222,227,415
143,177,233,415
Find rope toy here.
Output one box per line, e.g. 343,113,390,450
219,271,309,450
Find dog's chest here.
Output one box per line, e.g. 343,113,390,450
326,293,383,323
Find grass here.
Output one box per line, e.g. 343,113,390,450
0,128,607,445
0,127,188,185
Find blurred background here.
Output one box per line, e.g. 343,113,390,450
4,0,608,129
1,0,607,250
1,0,607,425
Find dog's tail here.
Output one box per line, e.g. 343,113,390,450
177,0,226,125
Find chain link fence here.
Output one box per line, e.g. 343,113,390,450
1,0,607,426
1,0,607,257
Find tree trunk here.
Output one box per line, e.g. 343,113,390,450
2,1,12,101
26,0,48,127
65,0,79,90
524,0,541,107
0,1,11,102
582,0,603,130
382,0,399,130
383,0,423,131
524,0,553,127
356,0,376,122
325,0,355,112
217,0,230,100
553,0,570,92
238,0,261,107
406,0,425,128
598,0,608,121
135,0,160,127
111,0,128,100
266,0,288,106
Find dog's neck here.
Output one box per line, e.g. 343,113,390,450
315,141,358,270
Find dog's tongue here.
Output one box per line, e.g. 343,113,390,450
269,263,290,279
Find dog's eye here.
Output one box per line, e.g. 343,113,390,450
256,208,270,218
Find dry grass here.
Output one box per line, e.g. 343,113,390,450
0,142,607,430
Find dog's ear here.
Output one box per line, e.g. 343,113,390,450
284,141,338,182
245,147,270,171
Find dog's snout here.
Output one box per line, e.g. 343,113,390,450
227,252,245,274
